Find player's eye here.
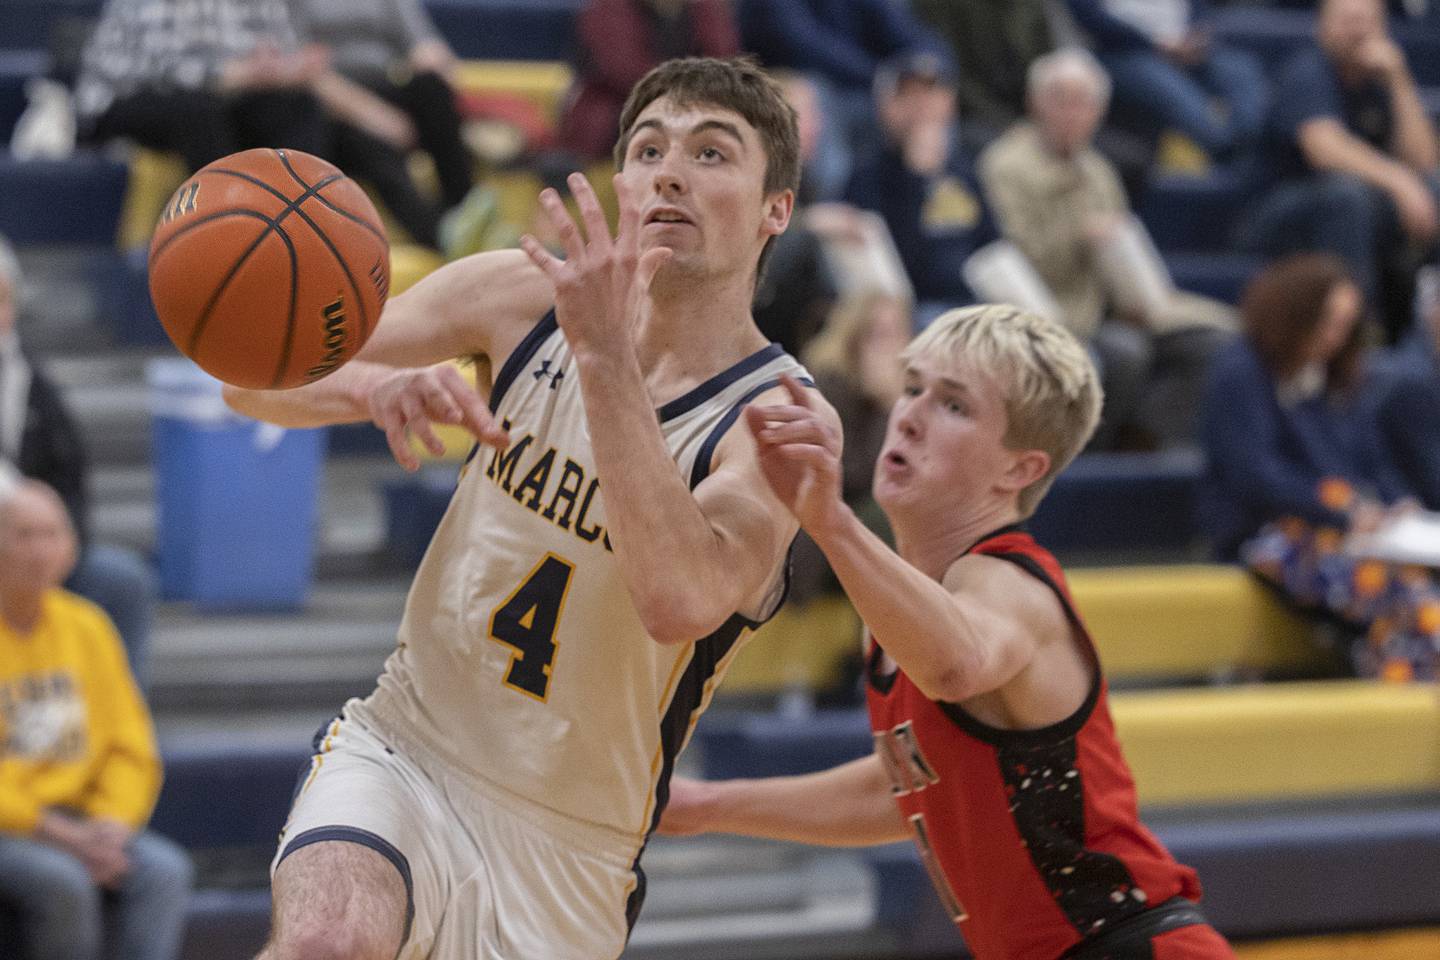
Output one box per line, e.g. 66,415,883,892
636,144,662,161
698,146,724,161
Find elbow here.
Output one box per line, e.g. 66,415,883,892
636,593,733,647
909,652,984,704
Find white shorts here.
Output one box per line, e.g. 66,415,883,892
272,708,638,960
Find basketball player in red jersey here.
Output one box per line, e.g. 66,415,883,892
662,304,1235,959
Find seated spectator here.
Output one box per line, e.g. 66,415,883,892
912,0,1157,199
561,0,739,164
0,235,156,685
1239,0,1440,341
1065,0,1268,164
844,53,994,309
74,0,329,173
0,478,192,960
1373,265,1440,507
1200,253,1439,680
290,0,475,250
979,48,1233,449
788,291,910,604
740,0,951,203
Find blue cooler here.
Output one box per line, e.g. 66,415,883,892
147,359,326,610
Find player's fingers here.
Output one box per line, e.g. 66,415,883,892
613,174,642,253
744,403,768,439
568,172,611,252
772,442,834,472
408,416,447,457
383,418,419,471
455,395,511,448
778,373,812,408
637,246,673,292
519,234,563,277
536,188,584,261
747,404,812,426
419,379,462,424
754,420,832,447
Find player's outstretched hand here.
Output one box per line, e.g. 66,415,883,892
745,374,844,533
518,173,672,360
369,363,509,471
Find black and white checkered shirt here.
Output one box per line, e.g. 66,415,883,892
74,0,302,121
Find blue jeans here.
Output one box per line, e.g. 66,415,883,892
65,545,156,690
0,829,193,960
1100,45,1267,158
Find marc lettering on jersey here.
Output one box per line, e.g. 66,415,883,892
484,418,613,553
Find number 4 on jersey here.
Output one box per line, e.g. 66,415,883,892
489,553,575,701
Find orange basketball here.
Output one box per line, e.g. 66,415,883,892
148,148,390,390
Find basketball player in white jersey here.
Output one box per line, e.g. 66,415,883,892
223,57,837,960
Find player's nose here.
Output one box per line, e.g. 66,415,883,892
650,157,686,196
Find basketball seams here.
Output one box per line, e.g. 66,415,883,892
184,220,282,356
275,151,382,345
277,150,389,245
149,149,387,389
270,225,302,389
170,163,346,381
151,209,278,264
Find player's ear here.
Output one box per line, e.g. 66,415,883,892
1000,448,1050,495
761,189,794,238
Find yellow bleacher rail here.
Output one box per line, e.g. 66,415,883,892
724,564,1321,697
1115,680,1440,806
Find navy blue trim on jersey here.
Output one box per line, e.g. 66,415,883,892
656,342,786,423
289,714,343,807
276,825,416,947
687,375,817,490
625,593,782,934
488,309,559,413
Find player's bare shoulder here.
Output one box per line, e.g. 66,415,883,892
941,554,1070,650
378,248,555,370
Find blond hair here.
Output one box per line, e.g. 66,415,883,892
904,304,1101,516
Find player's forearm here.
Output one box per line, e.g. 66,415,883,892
223,359,390,426
697,757,908,847
572,349,740,641
808,507,994,702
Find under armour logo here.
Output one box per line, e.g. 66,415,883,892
533,360,565,389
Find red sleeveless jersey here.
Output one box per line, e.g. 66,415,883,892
865,526,1202,960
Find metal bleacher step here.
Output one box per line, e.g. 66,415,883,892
146,575,409,713
625,838,886,960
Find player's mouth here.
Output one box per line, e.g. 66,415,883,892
881,449,910,473
644,207,694,228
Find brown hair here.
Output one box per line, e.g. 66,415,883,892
1240,253,1368,392
615,57,800,278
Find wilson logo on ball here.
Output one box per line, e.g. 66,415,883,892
305,295,350,380
160,182,200,224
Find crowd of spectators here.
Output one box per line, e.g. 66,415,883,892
10,0,1440,643
2,0,1440,952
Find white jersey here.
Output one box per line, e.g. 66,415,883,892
352,310,807,858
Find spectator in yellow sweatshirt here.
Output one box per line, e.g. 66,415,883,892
0,477,192,960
